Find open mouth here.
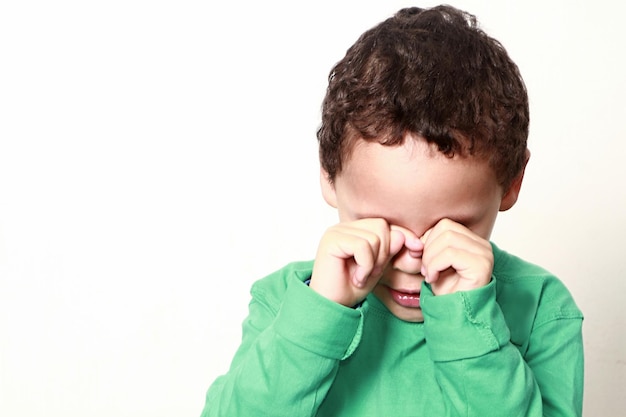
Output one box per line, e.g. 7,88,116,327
387,287,421,308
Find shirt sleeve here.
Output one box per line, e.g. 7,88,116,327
524,279,584,416
421,278,583,417
200,274,364,417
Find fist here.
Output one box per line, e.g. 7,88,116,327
420,219,494,295
309,219,422,307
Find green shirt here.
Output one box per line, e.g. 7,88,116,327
201,244,583,416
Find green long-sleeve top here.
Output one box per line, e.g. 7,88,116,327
201,244,584,416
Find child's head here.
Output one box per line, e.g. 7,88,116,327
317,5,529,191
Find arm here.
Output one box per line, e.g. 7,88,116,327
422,281,543,416
202,218,411,417
524,287,584,416
200,272,364,417
421,275,583,417
419,220,583,416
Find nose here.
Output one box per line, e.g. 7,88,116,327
391,246,423,275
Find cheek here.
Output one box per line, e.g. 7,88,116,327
337,211,355,223
473,212,500,240
462,200,501,240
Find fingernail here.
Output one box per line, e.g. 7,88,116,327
354,269,367,288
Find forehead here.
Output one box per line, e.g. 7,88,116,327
335,138,501,232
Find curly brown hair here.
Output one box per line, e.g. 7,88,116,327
317,5,529,189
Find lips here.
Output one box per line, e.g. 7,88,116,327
387,287,421,308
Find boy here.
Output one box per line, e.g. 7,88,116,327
201,5,583,416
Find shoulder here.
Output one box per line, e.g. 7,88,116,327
249,260,315,311
493,243,581,315
491,243,583,349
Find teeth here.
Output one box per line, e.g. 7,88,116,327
399,294,419,300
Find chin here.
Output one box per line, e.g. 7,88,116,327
391,308,424,323
373,285,425,322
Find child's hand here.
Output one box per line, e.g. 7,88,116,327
309,219,422,307
420,219,494,295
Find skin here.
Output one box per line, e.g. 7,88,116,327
310,135,528,322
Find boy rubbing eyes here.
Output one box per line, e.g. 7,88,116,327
200,5,584,416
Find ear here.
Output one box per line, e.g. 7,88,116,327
499,149,531,212
320,167,338,208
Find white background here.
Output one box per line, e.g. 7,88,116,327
1,1,624,416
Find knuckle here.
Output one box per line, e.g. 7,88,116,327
369,233,382,251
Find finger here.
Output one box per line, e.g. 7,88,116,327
423,229,490,265
348,219,400,275
422,246,470,283
423,245,492,288
421,218,487,248
390,224,424,256
428,268,463,295
326,232,378,287
421,234,488,281
420,220,490,275
419,219,493,286
331,223,392,287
